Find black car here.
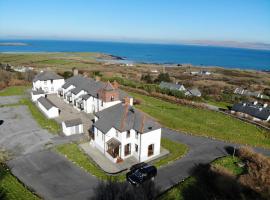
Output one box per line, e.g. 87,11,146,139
126,163,157,185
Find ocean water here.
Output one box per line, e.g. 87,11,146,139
0,40,270,70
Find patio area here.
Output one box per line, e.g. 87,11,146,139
79,142,170,174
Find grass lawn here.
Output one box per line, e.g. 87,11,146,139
154,138,188,168
19,98,61,134
129,92,270,149
0,164,40,200
204,100,232,109
161,156,244,200
0,86,30,96
55,139,188,181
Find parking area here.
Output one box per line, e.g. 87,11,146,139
0,106,54,156
0,95,22,105
47,94,94,135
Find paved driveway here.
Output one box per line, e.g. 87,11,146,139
155,128,270,191
0,106,54,156
7,150,99,200
0,95,22,105
47,94,94,134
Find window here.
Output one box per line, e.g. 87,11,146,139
135,144,138,153
51,79,53,84
51,87,54,92
116,130,119,137
102,134,104,141
111,96,114,101
135,131,139,139
126,130,130,138
148,144,154,157
44,81,47,85
124,143,131,156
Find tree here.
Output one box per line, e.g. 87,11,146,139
91,178,160,200
155,73,170,83
141,73,153,83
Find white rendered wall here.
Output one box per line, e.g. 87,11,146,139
33,79,65,94
62,123,83,136
31,93,45,102
37,102,59,119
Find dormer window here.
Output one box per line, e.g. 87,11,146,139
44,80,47,85
135,131,139,139
126,130,130,138
111,96,114,101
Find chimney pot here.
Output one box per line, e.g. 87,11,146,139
72,67,78,76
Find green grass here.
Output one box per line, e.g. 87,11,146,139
0,164,40,200
204,100,232,109
154,138,188,168
35,59,75,65
130,92,270,149
55,139,188,181
19,98,61,134
55,143,115,180
0,86,30,96
212,156,244,175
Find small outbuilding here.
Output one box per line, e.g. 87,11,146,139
62,118,83,136
31,89,45,102
37,97,59,118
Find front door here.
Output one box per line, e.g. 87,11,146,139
148,144,154,157
124,143,131,156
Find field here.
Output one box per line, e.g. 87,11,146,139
0,86,30,96
130,92,270,149
0,164,39,200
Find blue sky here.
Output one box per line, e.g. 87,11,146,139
0,0,270,43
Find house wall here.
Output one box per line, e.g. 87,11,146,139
139,129,161,162
71,90,86,104
62,123,83,136
33,79,65,94
31,93,45,102
37,102,59,119
92,126,161,163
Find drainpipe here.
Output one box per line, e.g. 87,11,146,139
139,133,142,162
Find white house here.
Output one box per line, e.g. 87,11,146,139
31,89,46,102
33,71,65,94
37,97,59,119
159,81,186,91
59,75,133,114
62,118,83,136
91,100,161,163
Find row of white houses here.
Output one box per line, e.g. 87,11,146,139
31,71,162,163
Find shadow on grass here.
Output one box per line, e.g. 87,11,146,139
181,163,264,200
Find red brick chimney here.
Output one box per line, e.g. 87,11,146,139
112,80,119,89
120,103,129,131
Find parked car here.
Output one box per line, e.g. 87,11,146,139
126,163,157,185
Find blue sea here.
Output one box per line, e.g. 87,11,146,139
0,40,270,71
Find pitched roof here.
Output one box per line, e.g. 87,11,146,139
232,102,270,120
187,88,201,97
103,81,115,91
33,71,63,82
64,118,82,127
159,81,185,91
37,97,57,110
94,103,161,134
32,88,45,95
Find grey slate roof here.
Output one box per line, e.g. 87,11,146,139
64,118,82,127
94,103,161,134
187,88,201,97
232,102,270,120
37,97,57,110
159,81,185,91
32,89,45,95
33,71,63,82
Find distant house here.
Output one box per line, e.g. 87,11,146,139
190,71,211,75
159,81,186,91
185,88,202,97
62,118,83,136
37,97,59,119
234,87,263,99
32,71,65,94
91,99,161,163
231,101,270,122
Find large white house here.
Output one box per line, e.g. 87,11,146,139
32,71,65,94
59,75,133,114
91,100,161,163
